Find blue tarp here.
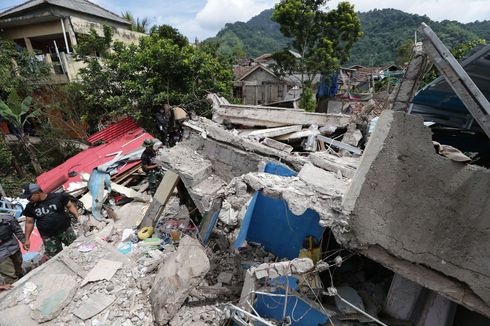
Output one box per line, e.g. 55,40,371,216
318,74,340,98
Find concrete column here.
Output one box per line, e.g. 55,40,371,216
384,274,424,320
59,52,72,80
24,37,34,54
44,53,56,75
415,291,456,326
64,17,78,48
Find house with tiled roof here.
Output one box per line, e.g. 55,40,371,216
0,0,146,83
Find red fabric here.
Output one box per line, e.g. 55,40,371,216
19,227,42,254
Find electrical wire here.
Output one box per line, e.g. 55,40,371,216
335,294,388,326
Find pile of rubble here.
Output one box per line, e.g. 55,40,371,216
1,24,489,326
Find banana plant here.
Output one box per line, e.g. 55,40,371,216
0,90,43,174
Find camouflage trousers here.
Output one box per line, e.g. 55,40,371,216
41,227,77,258
147,169,164,196
0,250,23,284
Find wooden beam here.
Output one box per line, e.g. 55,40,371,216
139,171,180,228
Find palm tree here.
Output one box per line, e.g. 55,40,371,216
0,91,43,174
121,11,150,34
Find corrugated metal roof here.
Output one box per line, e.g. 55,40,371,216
37,127,154,192
86,117,139,145
0,0,130,25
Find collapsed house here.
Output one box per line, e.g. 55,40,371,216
0,23,489,326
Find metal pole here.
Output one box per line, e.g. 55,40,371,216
53,40,65,74
60,17,70,54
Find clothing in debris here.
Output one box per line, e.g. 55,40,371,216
41,227,77,258
0,214,25,284
23,193,71,237
88,167,112,221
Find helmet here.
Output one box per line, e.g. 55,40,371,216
143,139,155,148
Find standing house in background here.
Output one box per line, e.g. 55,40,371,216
233,62,291,106
0,0,146,83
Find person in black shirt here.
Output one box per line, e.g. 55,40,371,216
21,184,80,258
141,139,163,195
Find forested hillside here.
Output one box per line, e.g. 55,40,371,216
205,8,490,66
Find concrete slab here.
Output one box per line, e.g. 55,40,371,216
32,273,78,322
150,236,210,324
246,125,302,140
261,137,294,153
309,151,359,179
73,293,116,320
343,110,490,310
139,171,180,228
81,259,123,287
298,163,348,195
209,94,352,129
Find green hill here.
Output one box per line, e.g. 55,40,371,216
204,9,289,59
204,8,489,66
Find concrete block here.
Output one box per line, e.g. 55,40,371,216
150,236,210,325
246,125,302,140
261,137,294,153
298,163,348,195
343,111,490,306
309,151,359,179
414,291,456,326
384,274,424,320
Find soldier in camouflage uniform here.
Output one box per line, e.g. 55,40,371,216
21,184,81,259
141,139,164,195
0,213,25,284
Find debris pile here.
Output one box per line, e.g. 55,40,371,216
1,23,489,326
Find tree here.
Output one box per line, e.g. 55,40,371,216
150,25,188,48
0,39,50,101
0,90,43,174
77,26,233,128
422,38,487,86
271,0,362,107
122,11,150,34
76,25,114,58
396,39,414,66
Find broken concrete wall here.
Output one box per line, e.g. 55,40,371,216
177,117,308,181
342,110,490,306
185,131,267,182
150,236,210,325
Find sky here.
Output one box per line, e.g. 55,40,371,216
1,0,490,40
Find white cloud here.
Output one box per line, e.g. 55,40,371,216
195,0,279,31
329,0,490,23
84,0,490,40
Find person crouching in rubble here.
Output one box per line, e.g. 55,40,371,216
0,212,25,284
21,184,80,259
141,139,164,195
